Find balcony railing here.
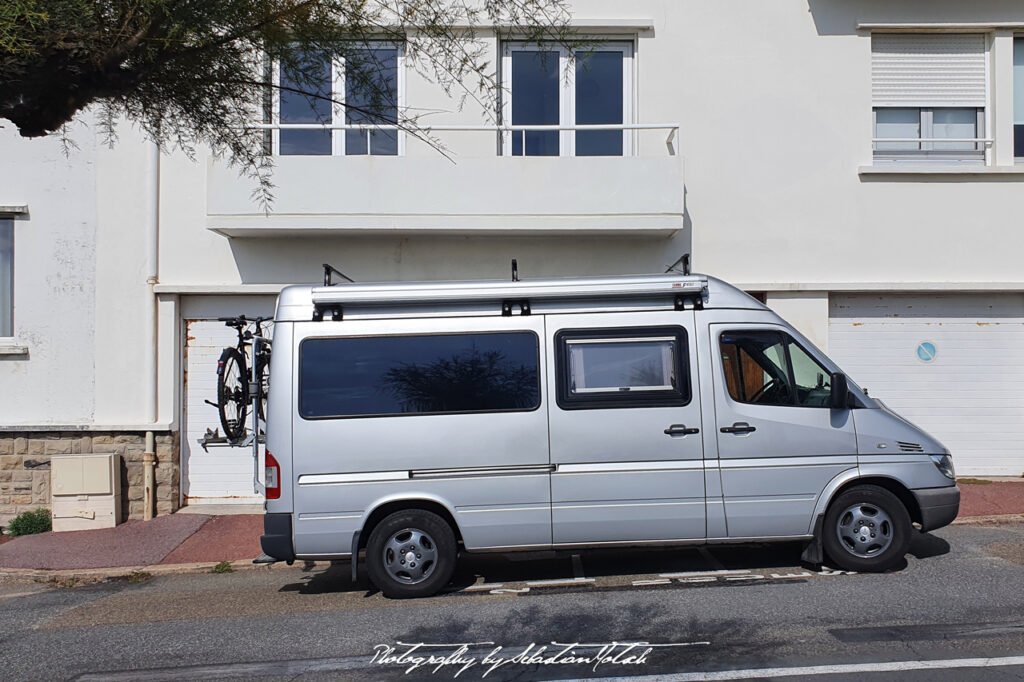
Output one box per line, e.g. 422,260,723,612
248,122,681,156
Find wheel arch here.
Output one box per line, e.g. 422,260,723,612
816,474,923,527
357,497,464,551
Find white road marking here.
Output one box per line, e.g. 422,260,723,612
489,587,529,594
555,655,1024,682
770,571,814,579
725,574,764,581
632,579,672,586
526,578,596,587
678,577,717,583
660,569,751,578
461,583,505,592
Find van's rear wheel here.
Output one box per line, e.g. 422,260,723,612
366,510,457,599
823,485,911,572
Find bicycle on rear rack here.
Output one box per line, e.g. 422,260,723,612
211,316,272,443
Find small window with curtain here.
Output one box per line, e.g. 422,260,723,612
555,327,690,410
871,33,987,164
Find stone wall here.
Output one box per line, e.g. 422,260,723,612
0,431,179,529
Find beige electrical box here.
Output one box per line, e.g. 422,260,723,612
51,454,122,532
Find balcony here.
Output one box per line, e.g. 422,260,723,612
206,124,684,238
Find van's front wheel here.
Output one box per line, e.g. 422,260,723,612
366,510,457,599
823,485,912,572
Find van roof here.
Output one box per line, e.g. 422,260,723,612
275,273,767,322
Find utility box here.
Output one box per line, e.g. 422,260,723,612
50,454,122,532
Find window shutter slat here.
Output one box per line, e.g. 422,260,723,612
872,33,987,108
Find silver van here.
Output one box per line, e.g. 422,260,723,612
258,273,960,598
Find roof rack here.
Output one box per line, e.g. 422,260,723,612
308,273,709,321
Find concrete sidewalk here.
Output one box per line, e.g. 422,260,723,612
0,478,1021,578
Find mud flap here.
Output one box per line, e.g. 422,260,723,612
801,513,825,565
351,530,360,583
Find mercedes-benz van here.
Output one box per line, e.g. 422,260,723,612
258,273,960,598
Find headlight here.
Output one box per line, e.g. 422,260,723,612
930,454,956,480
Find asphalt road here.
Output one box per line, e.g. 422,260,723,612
2,522,1024,682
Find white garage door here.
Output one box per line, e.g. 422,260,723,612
182,319,270,505
829,294,1024,476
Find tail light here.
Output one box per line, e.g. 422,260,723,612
265,451,281,499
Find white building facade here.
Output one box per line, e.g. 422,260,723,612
2,0,1024,522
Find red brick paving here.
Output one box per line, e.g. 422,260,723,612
160,514,263,564
959,480,1024,517
0,514,210,569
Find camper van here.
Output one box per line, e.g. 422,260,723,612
258,273,960,598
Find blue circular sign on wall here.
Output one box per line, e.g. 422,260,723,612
916,341,937,363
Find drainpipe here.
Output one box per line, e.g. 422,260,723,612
143,139,160,520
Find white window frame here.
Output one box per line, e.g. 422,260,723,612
872,107,986,163
270,42,405,156
1014,35,1024,163
0,218,12,339
500,41,634,157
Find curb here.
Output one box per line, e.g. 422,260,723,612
951,513,1024,526
0,558,335,584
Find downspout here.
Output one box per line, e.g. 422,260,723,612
143,140,160,520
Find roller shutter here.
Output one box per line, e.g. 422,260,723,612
872,33,987,108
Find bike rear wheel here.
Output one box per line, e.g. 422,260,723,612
217,347,249,441
254,353,269,422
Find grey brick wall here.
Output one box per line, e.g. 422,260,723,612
0,431,179,529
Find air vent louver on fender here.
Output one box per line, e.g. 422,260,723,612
897,441,924,453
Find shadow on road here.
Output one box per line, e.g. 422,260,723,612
908,531,951,560
277,541,819,596
277,532,950,596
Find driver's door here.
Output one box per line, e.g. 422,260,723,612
710,324,857,538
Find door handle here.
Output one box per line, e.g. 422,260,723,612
664,424,700,436
720,422,757,434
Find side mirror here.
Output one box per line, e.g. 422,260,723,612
830,372,850,410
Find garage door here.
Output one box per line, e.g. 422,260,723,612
828,294,1024,476
182,319,271,505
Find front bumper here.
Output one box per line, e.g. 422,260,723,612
912,485,961,532
260,513,295,562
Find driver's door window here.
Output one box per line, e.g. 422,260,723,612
720,331,793,406
720,330,832,407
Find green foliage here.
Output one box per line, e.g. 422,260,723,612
213,560,235,573
0,0,575,208
6,508,52,536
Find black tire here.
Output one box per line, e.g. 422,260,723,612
217,347,249,441
365,510,457,599
822,484,912,572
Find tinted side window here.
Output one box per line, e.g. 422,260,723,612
300,332,540,418
556,327,690,410
719,330,833,408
